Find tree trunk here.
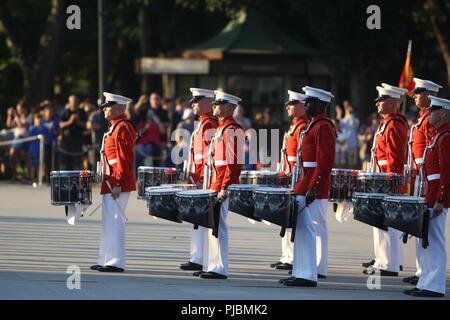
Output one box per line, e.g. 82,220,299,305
25,0,65,104
425,0,450,91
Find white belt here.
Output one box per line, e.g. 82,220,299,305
194,154,203,160
108,158,117,165
303,161,317,168
378,160,388,166
427,173,440,181
214,160,227,166
287,156,297,162
414,158,423,165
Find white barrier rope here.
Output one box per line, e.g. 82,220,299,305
0,134,45,186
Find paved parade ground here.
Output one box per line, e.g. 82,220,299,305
0,182,449,300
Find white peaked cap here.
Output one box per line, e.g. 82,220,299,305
428,96,450,111
103,92,132,105
302,86,334,103
381,83,408,95
375,86,402,101
413,78,443,93
189,88,215,98
287,90,306,104
213,91,242,106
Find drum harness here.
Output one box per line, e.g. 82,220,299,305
289,118,335,242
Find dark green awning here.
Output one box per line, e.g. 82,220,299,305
183,10,318,57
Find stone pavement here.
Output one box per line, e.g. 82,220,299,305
0,182,448,300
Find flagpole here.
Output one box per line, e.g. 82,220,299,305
402,40,412,114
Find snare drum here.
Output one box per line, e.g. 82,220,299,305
329,168,359,202
175,190,218,228
160,184,196,190
355,172,401,194
351,192,387,230
50,170,93,206
147,188,183,223
253,187,294,227
137,166,179,199
384,195,428,238
229,184,263,221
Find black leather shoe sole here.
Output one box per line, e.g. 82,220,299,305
411,289,444,298
402,276,419,284
270,261,283,268
200,271,227,279
193,271,204,277
283,277,317,287
179,262,203,271
361,259,375,268
318,274,327,279
90,264,102,271
279,277,294,284
97,266,124,273
404,287,421,296
275,263,293,270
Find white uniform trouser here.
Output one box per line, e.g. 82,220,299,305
203,198,229,276
314,199,328,276
416,209,447,294
97,192,130,269
373,227,402,272
280,229,294,265
292,196,322,282
190,227,205,265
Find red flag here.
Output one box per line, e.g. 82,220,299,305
399,40,415,92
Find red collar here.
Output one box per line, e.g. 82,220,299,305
199,113,215,121
293,114,309,124
219,115,235,126
109,115,127,126
418,108,430,118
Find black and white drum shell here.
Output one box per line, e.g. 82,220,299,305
228,184,263,221
355,172,400,194
50,170,93,206
329,168,359,202
147,188,182,223
383,196,428,238
253,187,294,227
175,190,218,229
351,192,387,230
137,166,179,199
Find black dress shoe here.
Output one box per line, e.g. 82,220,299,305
179,261,202,271
200,271,227,279
402,275,419,285
193,271,204,277
361,259,375,268
90,264,102,270
270,261,283,268
318,274,327,279
400,265,403,271
404,287,421,296
283,277,317,287
288,270,292,275
275,263,293,270
411,289,444,298
279,277,294,284
97,266,124,273
363,268,398,276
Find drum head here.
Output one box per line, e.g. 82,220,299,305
147,188,180,195
160,184,196,189
254,186,291,193
176,190,217,197
384,195,426,203
229,184,256,191
51,170,92,176
138,166,165,172
352,192,387,199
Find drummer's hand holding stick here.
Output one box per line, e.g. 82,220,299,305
111,186,121,200
218,189,228,202
431,201,444,219
305,189,316,207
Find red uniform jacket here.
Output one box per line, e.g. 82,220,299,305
283,115,309,174
294,114,336,198
101,115,137,194
422,123,450,208
409,109,435,194
209,116,244,192
189,113,218,184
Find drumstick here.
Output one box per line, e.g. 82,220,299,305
88,202,103,217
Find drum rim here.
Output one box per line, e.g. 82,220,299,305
176,190,217,196
357,172,399,177
147,188,182,195
352,192,388,198
384,195,426,202
229,184,259,190
137,166,177,172
50,170,93,175
160,184,196,188
254,187,292,193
